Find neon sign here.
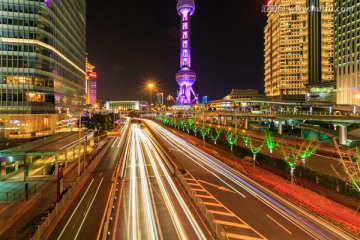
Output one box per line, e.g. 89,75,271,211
88,72,97,78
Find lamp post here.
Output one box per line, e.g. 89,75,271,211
78,110,83,177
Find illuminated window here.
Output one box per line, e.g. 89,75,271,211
183,41,188,48
183,50,188,57
182,23,188,30
182,31,188,39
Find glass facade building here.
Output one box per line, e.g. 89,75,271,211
0,0,86,138
334,0,359,105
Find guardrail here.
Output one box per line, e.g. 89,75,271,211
0,183,37,202
29,140,111,240
176,170,229,240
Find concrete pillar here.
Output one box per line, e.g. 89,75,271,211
339,125,347,145
83,141,87,170
65,150,68,168
310,106,313,114
278,121,283,135
90,138,95,147
1,162,6,182
15,161,19,171
55,155,58,176
244,118,249,130
24,155,31,181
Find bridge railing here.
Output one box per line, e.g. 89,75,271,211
176,170,229,240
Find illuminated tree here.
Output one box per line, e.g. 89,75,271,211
279,140,318,184
249,138,263,166
332,138,360,193
192,124,199,137
200,126,210,141
225,129,239,151
209,128,222,145
262,128,279,154
187,119,195,127
241,134,250,146
299,141,319,166
179,119,186,131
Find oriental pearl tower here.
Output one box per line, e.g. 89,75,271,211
175,0,198,106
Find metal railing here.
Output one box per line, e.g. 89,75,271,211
0,183,38,202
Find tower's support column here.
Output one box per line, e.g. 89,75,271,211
278,120,283,135
339,125,347,145
244,118,249,130
1,162,6,182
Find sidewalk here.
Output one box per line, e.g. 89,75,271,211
0,139,109,240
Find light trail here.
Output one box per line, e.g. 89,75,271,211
137,127,201,239
144,119,353,240
121,124,206,239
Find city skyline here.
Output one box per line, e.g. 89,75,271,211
86,0,267,102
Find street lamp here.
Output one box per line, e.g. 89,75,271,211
147,82,155,109
78,110,84,177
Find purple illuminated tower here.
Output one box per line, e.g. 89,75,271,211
175,0,198,106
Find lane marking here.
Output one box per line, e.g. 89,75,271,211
202,202,223,207
267,214,292,235
199,179,235,193
75,177,104,239
208,210,235,217
195,194,214,199
57,179,95,240
215,220,250,228
224,233,265,240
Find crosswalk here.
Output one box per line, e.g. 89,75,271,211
183,172,267,240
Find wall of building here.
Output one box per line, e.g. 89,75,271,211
335,1,360,105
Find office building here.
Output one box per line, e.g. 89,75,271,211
0,0,86,138
264,0,334,102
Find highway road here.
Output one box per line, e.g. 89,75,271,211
110,123,208,239
145,119,356,240
46,121,129,240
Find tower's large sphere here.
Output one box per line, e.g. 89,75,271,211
177,0,195,15
176,68,196,86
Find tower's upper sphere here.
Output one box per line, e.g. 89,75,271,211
177,0,195,15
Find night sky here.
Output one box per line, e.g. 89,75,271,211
86,0,268,102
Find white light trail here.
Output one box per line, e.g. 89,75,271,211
137,128,206,240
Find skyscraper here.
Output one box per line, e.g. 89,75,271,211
0,0,86,138
334,1,359,105
175,0,198,106
264,0,334,102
